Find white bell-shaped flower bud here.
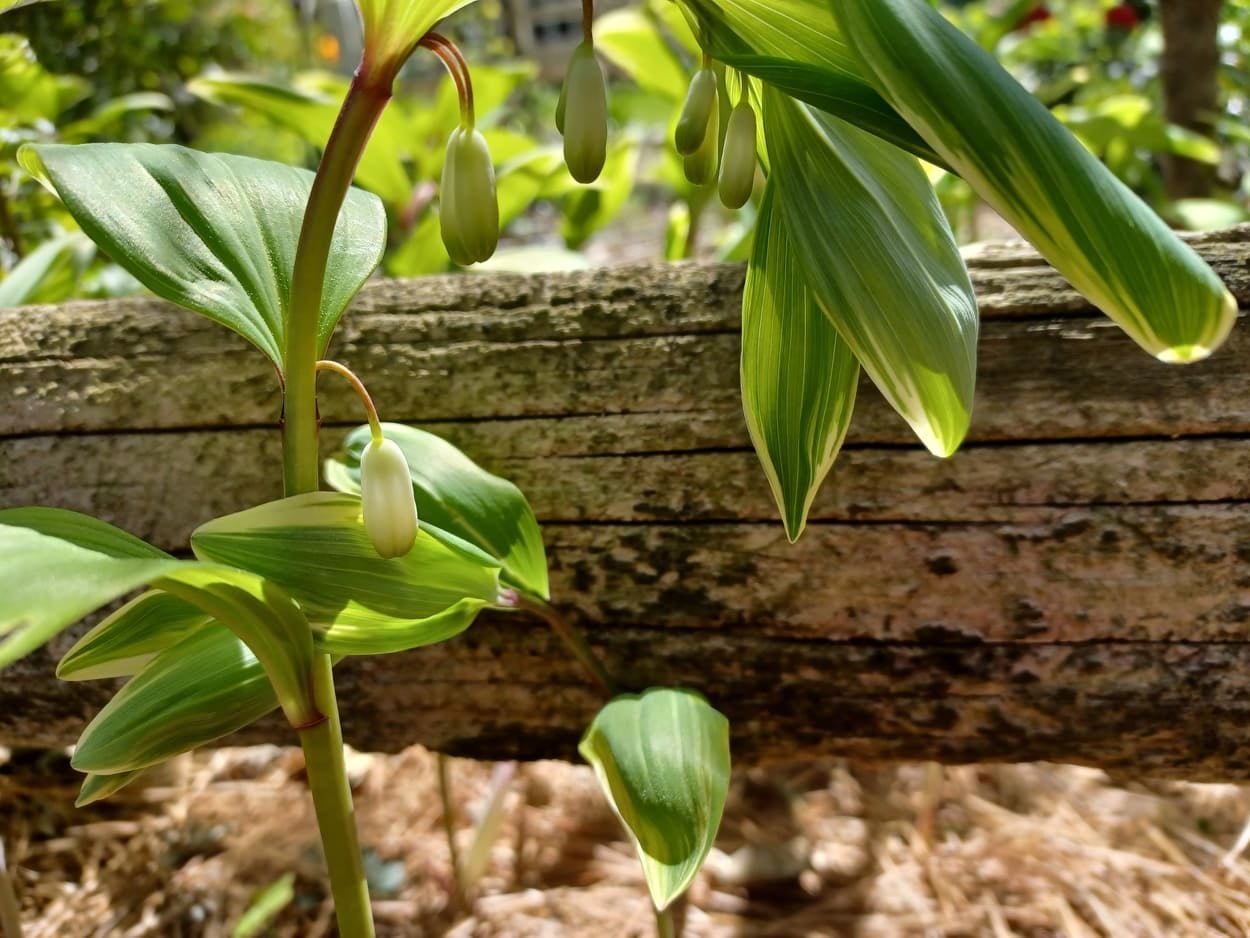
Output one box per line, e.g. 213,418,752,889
360,437,419,559
718,99,758,209
561,40,608,184
675,67,717,155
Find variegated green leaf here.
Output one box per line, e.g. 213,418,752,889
58,590,211,681
0,507,181,668
72,622,279,775
76,769,145,807
832,0,1236,362
764,88,978,457
19,143,386,367
326,423,549,599
742,180,859,542
191,492,502,656
579,689,730,911
0,507,317,727
151,564,317,727
675,0,940,165
357,0,477,72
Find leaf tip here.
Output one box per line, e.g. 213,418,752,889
1154,289,1238,364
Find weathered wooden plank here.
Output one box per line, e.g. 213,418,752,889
3,427,1248,552
6,623,1250,780
3,238,1249,440
2,238,1249,776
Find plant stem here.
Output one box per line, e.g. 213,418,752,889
298,656,375,938
316,360,383,442
437,753,465,912
511,594,617,697
283,70,392,496
285,65,393,938
654,905,676,938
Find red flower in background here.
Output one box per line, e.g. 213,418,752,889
1105,3,1140,30
1014,4,1052,30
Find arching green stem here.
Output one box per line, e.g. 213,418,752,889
285,65,395,938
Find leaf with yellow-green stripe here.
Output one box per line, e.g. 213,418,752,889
832,0,1236,363
742,179,858,542
764,87,978,458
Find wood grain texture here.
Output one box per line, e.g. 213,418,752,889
2,231,1249,777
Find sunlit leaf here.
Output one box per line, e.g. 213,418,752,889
832,0,1237,362
326,424,549,599
0,507,316,726
764,88,978,457
579,689,730,911
1168,198,1249,232
0,0,54,12
596,6,689,101
76,769,145,807
72,622,279,774
233,874,297,938
674,0,941,164
187,73,411,207
0,507,181,668
742,181,858,541
58,590,210,681
0,231,93,308
191,492,503,655
59,91,174,139
19,143,386,367
356,0,477,74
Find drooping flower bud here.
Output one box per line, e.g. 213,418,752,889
718,99,757,209
555,74,568,136
560,40,608,184
440,126,499,266
360,436,419,559
674,68,717,155
682,80,720,186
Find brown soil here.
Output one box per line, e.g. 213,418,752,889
5,744,1250,937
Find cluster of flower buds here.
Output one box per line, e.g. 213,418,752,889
423,33,499,266
557,38,608,184
675,64,758,210
360,435,419,559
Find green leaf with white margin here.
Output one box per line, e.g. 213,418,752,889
579,688,730,911
674,0,941,166
0,507,183,668
76,769,145,807
742,180,858,542
191,492,503,655
0,507,317,727
58,590,210,681
832,0,1237,363
71,622,279,775
18,143,386,367
326,423,549,599
764,88,978,457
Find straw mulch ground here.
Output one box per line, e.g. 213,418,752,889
5,742,1250,937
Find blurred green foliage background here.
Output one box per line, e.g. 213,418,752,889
0,0,1246,305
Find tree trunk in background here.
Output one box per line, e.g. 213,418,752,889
1159,0,1224,199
